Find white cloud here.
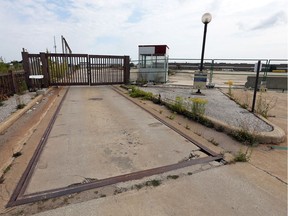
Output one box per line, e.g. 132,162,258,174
0,0,287,61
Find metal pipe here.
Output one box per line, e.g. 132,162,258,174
199,23,208,72
252,60,261,112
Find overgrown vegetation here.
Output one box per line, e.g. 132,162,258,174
256,91,277,118
129,86,153,100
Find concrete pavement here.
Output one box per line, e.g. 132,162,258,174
25,86,204,194
34,163,287,216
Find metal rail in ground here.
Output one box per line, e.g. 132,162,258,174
7,86,223,207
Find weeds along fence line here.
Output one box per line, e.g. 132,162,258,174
0,70,27,99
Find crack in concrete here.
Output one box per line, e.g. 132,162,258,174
248,162,288,185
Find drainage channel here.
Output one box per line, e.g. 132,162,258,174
7,86,223,207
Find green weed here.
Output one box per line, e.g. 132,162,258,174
234,149,252,162
167,175,179,180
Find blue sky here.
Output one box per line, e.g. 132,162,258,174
0,0,287,61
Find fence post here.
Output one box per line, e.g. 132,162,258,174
123,56,130,84
40,52,49,87
9,70,17,94
21,51,32,90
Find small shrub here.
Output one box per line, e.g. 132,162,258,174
189,98,207,116
0,100,3,106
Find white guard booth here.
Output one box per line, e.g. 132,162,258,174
138,45,169,83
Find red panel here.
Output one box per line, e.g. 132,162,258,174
155,45,167,55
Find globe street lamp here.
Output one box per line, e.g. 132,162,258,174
196,13,212,94
200,13,212,72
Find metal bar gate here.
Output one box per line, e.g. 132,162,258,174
22,52,130,89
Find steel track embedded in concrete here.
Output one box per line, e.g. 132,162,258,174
7,86,223,207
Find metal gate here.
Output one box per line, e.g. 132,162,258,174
22,52,130,88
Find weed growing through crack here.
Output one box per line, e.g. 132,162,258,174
3,164,12,174
159,110,163,114
129,86,153,100
256,91,277,118
0,176,5,184
226,80,234,96
100,194,106,198
16,104,25,109
13,152,22,158
230,129,258,146
167,175,179,180
234,148,252,162
167,113,176,120
187,172,192,175
185,124,190,130
209,138,219,146
145,179,162,187
194,131,202,137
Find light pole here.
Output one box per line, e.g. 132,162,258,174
196,13,212,94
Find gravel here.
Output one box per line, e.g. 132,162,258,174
0,92,37,123
140,86,273,132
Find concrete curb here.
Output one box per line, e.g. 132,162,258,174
205,115,285,144
217,90,286,144
0,88,52,135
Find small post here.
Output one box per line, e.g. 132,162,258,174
124,56,130,84
40,52,49,87
9,70,16,94
251,60,261,113
21,51,32,90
